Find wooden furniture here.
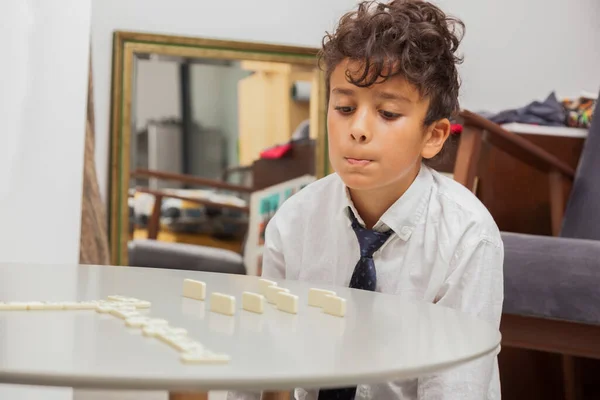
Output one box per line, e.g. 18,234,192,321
438,116,585,237
169,394,208,400
252,139,316,190
455,111,577,235
500,315,600,400
454,110,598,400
237,60,317,166
130,169,252,253
220,140,316,190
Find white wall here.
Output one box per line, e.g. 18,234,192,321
189,64,227,179
190,63,252,175
0,1,91,264
191,64,224,128
0,2,91,400
92,0,600,203
217,65,253,168
134,59,181,131
434,0,600,112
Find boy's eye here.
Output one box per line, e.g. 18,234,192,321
334,106,355,114
380,110,401,120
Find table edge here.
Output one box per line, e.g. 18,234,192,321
0,337,502,391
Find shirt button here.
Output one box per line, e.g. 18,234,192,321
399,226,412,240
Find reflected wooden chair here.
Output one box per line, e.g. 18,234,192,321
127,169,252,275
131,169,252,244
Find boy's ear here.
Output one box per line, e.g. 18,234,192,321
421,118,451,159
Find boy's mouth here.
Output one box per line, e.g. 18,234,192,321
345,157,372,166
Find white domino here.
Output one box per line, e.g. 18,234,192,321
165,327,188,335
166,338,193,352
258,279,277,295
108,297,151,309
322,295,346,317
48,302,69,310
266,286,289,304
131,300,151,309
157,331,186,346
144,318,169,327
125,316,152,327
28,301,67,310
112,303,136,310
142,323,178,336
308,288,337,307
177,340,204,353
96,304,114,313
157,331,199,352
180,350,230,364
210,293,236,316
95,300,122,313
276,292,298,314
110,308,140,320
109,304,136,313
0,302,28,310
0,297,231,364
64,301,99,310
142,326,163,337
153,326,188,337
183,279,206,301
242,292,264,314
141,321,169,337
25,302,45,310
107,295,138,302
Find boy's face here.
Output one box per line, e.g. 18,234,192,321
327,59,450,193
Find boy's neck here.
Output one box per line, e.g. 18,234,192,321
348,165,421,229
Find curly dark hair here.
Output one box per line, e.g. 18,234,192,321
319,0,465,126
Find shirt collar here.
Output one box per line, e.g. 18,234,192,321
340,163,433,241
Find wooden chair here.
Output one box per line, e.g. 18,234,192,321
455,105,600,400
454,110,576,236
131,168,252,247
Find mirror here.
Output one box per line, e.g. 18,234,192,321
109,32,328,266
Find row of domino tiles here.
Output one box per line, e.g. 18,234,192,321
0,296,149,311
183,278,346,317
0,295,230,364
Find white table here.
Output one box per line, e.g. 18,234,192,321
0,263,501,392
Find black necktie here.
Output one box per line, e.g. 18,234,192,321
318,207,393,400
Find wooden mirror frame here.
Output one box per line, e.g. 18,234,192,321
109,31,329,266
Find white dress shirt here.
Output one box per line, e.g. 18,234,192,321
228,164,504,400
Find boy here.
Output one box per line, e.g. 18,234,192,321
230,0,503,399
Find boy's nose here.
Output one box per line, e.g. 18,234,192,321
349,110,372,143
350,130,370,143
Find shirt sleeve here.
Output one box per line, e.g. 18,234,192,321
261,214,286,279
417,235,504,400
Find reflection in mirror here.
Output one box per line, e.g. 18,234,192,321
131,56,314,186
112,35,325,268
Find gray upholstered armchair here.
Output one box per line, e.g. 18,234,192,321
457,96,600,400
128,239,246,274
